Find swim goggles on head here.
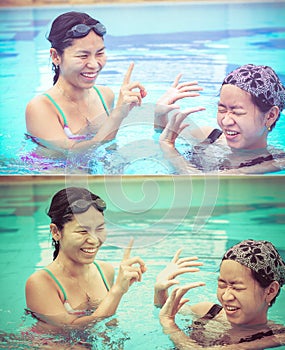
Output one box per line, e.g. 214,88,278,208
69,198,106,214
66,23,106,38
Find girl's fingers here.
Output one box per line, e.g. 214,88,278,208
171,249,183,263
171,267,201,278
178,106,206,118
177,81,203,90
172,73,183,87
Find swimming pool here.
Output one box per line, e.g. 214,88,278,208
0,1,285,174
0,176,285,348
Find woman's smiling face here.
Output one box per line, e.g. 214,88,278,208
217,84,269,150
59,205,107,263
217,260,269,327
58,31,107,88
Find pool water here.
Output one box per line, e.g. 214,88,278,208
0,1,285,174
0,176,285,348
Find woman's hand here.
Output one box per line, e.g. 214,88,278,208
159,282,205,327
114,238,147,294
154,249,203,306
154,74,203,130
159,107,205,147
116,62,147,113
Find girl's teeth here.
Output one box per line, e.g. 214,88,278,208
226,306,238,311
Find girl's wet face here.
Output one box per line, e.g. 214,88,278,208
217,85,268,150
60,206,106,263
59,31,107,88
217,260,269,327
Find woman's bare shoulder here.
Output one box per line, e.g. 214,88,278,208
25,269,56,298
26,94,48,109
26,269,51,285
25,93,56,118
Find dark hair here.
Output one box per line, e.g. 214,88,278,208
250,95,280,131
47,187,104,260
251,270,280,307
47,11,100,85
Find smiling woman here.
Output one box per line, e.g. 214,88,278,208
24,187,146,342
25,11,147,153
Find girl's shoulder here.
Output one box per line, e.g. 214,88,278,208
190,301,217,316
190,126,218,141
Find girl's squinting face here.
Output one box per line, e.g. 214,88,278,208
217,85,268,150
217,260,268,327
60,31,107,88
60,206,106,263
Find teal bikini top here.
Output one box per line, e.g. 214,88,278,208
43,86,110,140
43,261,110,316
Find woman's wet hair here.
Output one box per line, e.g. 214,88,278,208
47,187,104,260
47,11,101,85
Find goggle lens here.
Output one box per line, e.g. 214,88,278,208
69,198,106,214
67,23,106,38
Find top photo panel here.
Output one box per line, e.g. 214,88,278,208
1,1,285,175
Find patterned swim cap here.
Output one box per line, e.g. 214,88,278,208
222,239,285,286
222,64,285,111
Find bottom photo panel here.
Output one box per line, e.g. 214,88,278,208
0,175,285,350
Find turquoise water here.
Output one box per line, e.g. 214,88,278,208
0,177,285,348
0,1,285,174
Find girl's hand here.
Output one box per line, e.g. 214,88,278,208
154,74,203,130
155,249,203,293
114,238,147,294
159,107,205,146
159,282,205,326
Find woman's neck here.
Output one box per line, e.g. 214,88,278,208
52,256,91,278
55,79,90,102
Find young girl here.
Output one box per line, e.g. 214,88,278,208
156,240,285,349
159,64,285,173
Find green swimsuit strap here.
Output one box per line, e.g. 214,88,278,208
93,86,110,116
94,261,110,291
43,93,68,126
43,268,67,301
